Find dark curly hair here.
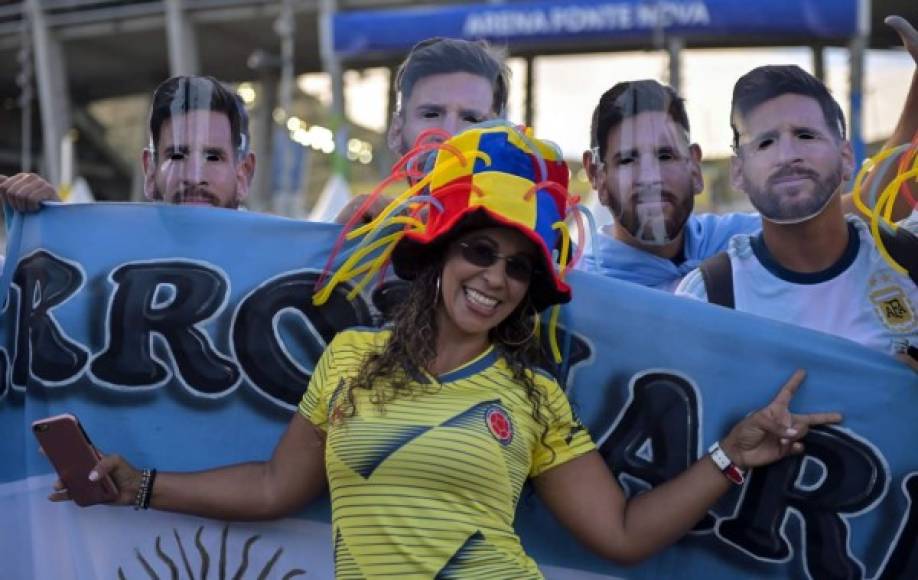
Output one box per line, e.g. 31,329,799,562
335,255,557,462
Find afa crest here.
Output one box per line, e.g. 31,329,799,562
868,281,916,333
484,405,514,446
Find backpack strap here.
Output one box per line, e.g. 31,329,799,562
879,226,918,287
699,251,735,309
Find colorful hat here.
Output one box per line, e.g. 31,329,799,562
313,123,589,355
389,125,574,311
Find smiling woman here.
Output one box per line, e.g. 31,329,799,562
317,123,579,473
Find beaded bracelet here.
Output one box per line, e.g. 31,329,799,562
133,468,154,510
142,469,158,510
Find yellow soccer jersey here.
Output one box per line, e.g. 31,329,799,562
298,327,595,579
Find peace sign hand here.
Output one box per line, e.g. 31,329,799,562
719,370,843,470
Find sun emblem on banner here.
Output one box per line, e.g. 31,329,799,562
868,274,916,333
485,405,514,445
117,524,307,579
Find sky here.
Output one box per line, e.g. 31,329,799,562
303,46,914,161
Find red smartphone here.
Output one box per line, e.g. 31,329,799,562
32,413,118,506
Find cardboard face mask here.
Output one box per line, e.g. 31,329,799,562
594,113,698,247
145,78,250,209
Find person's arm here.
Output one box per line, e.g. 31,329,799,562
50,413,327,521
891,214,918,372
0,173,60,212
533,370,842,565
843,15,918,222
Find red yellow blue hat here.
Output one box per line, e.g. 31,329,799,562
389,124,573,311
314,123,588,356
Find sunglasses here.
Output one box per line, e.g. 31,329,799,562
456,240,539,282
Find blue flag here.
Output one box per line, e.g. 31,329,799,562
1,203,914,579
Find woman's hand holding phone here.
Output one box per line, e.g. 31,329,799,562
32,414,121,506
48,452,144,507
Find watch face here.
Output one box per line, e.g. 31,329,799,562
708,443,731,470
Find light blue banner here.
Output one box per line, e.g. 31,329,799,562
333,0,858,57
1,203,915,579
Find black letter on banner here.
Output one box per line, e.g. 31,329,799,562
91,262,238,394
0,273,9,399
877,473,918,580
718,427,886,579
233,271,372,407
596,370,713,531
0,276,11,399
12,251,87,387
0,350,9,400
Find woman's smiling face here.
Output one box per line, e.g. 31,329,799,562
437,227,537,341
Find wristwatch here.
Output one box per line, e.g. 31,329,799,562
708,441,747,485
